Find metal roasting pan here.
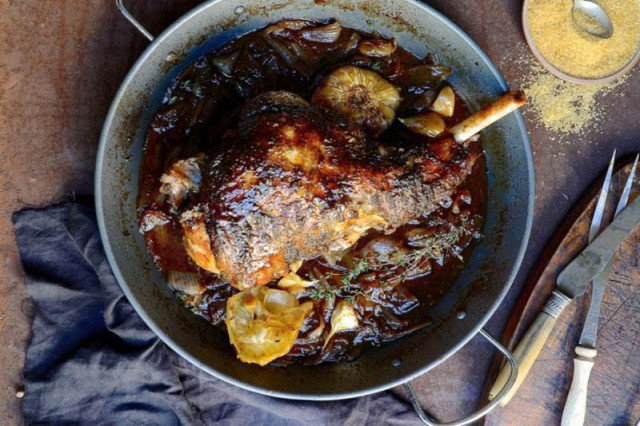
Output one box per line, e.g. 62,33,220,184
95,1,534,424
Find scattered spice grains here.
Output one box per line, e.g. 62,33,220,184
520,61,628,136
526,0,640,79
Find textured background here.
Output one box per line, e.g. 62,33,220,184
0,1,638,424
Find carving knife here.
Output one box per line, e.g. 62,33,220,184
561,155,639,426
489,181,640,405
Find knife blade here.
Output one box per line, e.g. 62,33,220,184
556,193,640,299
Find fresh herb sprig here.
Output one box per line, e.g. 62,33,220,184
308,265,366,304
341,259,370,288
174,290,203,316
309,279,334,302
307,221,473,303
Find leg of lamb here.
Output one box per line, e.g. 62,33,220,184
195,91,477,289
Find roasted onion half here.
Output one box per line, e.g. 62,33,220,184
312,65,401,136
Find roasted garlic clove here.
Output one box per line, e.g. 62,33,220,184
179,209,220,274
166,271,204,295
263,19,311,37
300,22,342,43
264,20,342,44
226,286,313,366
399,112,446,137
357,38,397,57
430,86,455,117
289,260,303,273
277,271,316,293
311,65,401,136
298,318,325,343
323,300,359,349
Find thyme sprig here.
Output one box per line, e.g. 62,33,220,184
309,265,366,303
307,221,473,303
174,290,203,316
341,259,370,288
308,279,334,302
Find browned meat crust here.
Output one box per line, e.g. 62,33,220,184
202,91,477,289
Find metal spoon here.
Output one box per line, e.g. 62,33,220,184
573,0,613,38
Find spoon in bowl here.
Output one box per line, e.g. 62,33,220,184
572,0,613,38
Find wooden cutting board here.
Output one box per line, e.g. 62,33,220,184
482,157,640,426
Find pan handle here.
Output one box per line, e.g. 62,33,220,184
403,329,517,426
116,0,155,42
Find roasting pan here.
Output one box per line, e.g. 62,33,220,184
95,1,534,424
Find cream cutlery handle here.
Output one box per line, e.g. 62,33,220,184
561,346,597,426
489,290,571,405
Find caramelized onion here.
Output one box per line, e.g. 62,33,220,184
264,19,311,37
263,37,311,76
166,271,204,295
301,22,342,43
358,38,397,57
403,90,438,116
211,51,239,77
400,64,452,89
399,112,446,137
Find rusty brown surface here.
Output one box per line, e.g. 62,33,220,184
0,0,639,424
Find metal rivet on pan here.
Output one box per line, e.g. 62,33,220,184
234,5,245,15
392,358,402,367
456,310,466,320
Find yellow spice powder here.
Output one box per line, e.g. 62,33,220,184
513,57,628,136
527,0,640,79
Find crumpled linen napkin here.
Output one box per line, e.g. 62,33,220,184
14,203,420,425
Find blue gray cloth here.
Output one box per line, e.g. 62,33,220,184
14,203,420,425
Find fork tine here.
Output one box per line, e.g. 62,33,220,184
589,150,616,244
613,154,639,218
